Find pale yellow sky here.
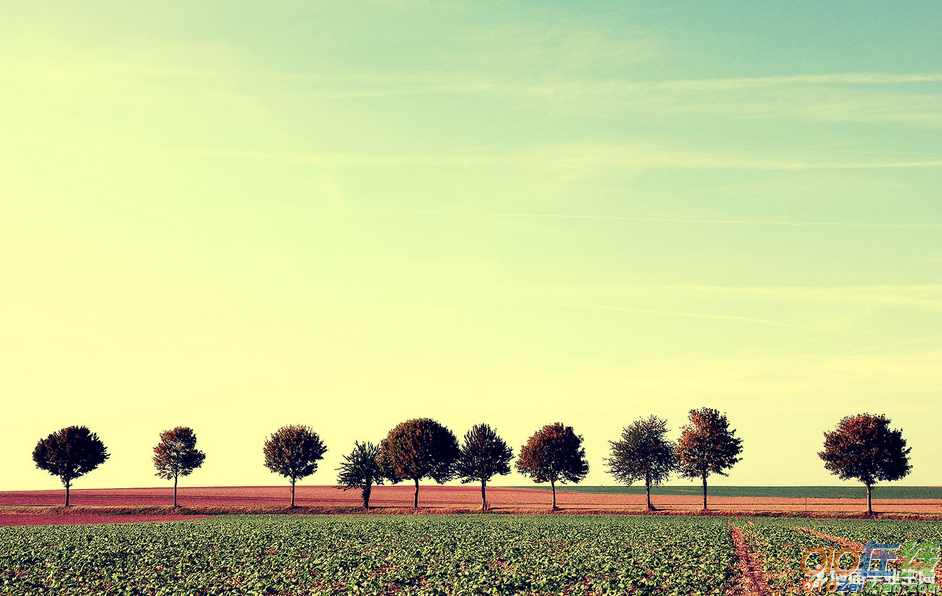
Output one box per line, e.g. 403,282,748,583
2,1,940,491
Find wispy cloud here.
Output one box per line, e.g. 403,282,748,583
121,72,942,102
652,285,942,313
308,207,942,229
601,72,942,91
270,73,942,128
18,139,941,173
530,301,836,331
490,77,942,126
92,69,942,90
841,334,942,355
585,348,942,399
533,145,942,171
124,144,942,173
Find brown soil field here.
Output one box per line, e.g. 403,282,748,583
0,513,212,527
2,486,940,525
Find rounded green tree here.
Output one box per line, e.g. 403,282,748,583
606,415,675,511
455,423,514,511
516,422,588,510
32,426,110,506
263,425,327,507
336,441,386,509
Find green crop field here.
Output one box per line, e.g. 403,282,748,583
1,515,738,595
2,515,940,595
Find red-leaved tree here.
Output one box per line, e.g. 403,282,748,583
263,425,327,507
515,422,588,510
153,427,206,508
379,418,459,508
32,426,110,507
675,408,742,510
819,413,911,515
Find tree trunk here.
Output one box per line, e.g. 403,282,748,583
65,479,71,507
551,479,557,511
866,483,872,515
291,478,296,508
645,471,652,511
363,484,371,510
702,473,708,510
413,478,420,509
480,480,487,511
173,475,178,508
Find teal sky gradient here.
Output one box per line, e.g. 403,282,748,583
1,2,940,491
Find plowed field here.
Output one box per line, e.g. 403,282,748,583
2,485,940,523
0,513,211,527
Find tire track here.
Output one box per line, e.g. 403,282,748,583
728,521,774,596
789,527,864,551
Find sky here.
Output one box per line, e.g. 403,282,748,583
1,1,940,492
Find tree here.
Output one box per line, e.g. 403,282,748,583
263,425,327,507
455,424,514,511
153,427,206,508
337,441,386,509
379,418,459,508
818,413,911,515
675,408,743,510
32,426,110,507
606,415,676,511
515,422,589,510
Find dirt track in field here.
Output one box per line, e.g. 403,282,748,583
790,527,864,551
728,522,773,596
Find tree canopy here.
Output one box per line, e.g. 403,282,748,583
675,408,742,510
455,423,514,510
336,441,385,509
379,418,459,508
606,415,675,510
819,413,911,514
153,427,206,508
515,422,588,510
32,426,110,506
263,425,327,507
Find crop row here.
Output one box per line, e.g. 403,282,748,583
0,515,737,596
